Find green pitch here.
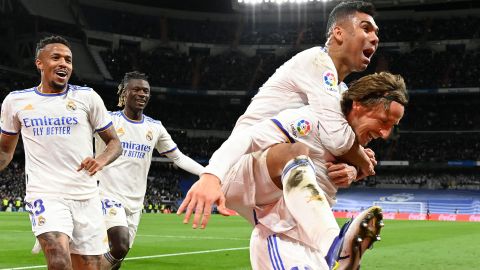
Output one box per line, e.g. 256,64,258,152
0,212,479,269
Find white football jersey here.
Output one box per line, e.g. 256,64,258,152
96,111,177,213
0,85,112,200
233,47,353,156
208,106,355,205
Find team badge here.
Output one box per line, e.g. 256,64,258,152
146,130,153,141
38,216,46,226
296,119,311,137
116,127,125,137
323,71,338,93
109,208,117,216
66,100,77,111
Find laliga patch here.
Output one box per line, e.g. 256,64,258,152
323,71,338,93
295,119,312,137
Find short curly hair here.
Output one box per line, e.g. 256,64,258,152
35,35,71,59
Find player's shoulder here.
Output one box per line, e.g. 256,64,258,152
69,84,94,92
7,87,36,97
296,46,328,59
109,110,123,119
143,115,163,126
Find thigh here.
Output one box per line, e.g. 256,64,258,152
101,195,128,230
70,196,108,255
250,224,329,270
37,231,71,266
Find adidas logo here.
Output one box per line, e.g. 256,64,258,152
23,104,34,110
116,127,125,136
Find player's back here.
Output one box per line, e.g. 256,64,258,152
233,47,337,134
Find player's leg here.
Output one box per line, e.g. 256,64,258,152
104,226,130,270
99,196,131,269
25,196,75,269
250,223,329,270
69,196,109,270
325,206,384,270
38,232,73,269
266,143,340,254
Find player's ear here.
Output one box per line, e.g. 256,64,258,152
332,25,344,44
35,58,43,72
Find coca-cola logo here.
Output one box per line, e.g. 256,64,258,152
469,215,480,222
408,214,426,220
383,213,396,220
438,214,457,221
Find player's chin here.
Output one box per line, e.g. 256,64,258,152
51,81,67,91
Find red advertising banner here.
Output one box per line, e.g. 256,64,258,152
333,211,480,222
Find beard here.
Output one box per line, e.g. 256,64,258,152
49,80,67,91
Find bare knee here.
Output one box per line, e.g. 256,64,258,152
44,246,72,270
267,142,310,188
108,227,130,259
38,232,72,270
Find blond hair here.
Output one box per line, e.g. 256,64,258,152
341,72,408,115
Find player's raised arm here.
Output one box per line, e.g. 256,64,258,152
177,119,287,229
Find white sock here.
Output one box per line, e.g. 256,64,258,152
281,155,339,255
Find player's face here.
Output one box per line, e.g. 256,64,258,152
124,79,150,112
341,12,379,72
35,43,73,91
348,101,404,146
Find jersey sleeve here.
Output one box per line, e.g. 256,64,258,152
155,123,178,155
0,94,20,135
203,118,292,183
89,90,113,133
292,50,355,156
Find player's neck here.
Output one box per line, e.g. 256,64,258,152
327,49,349,83
123,109,143,121
38,82,67,94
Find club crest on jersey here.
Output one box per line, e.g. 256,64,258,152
116,127,125,137
66,100,77,111
323,71,338,93
38,216,46,226
109,208,117,216
146,130,153,141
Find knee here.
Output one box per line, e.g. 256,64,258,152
45,247,71,269
289,142,310,159
111,236,130,258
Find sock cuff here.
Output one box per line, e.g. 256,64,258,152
104,252,121,265
281,155,315,180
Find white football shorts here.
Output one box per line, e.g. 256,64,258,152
25,194,108,255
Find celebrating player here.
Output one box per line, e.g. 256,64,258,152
207,72,408,269
178,0,381,229
0,35,122,269
96,71,204,269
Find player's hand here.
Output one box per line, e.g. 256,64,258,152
364,148,377,166
176,173,229,229
356,148,377,180
326,162,357,188
77,157,104,176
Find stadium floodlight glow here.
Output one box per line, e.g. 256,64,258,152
236,0,330,5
